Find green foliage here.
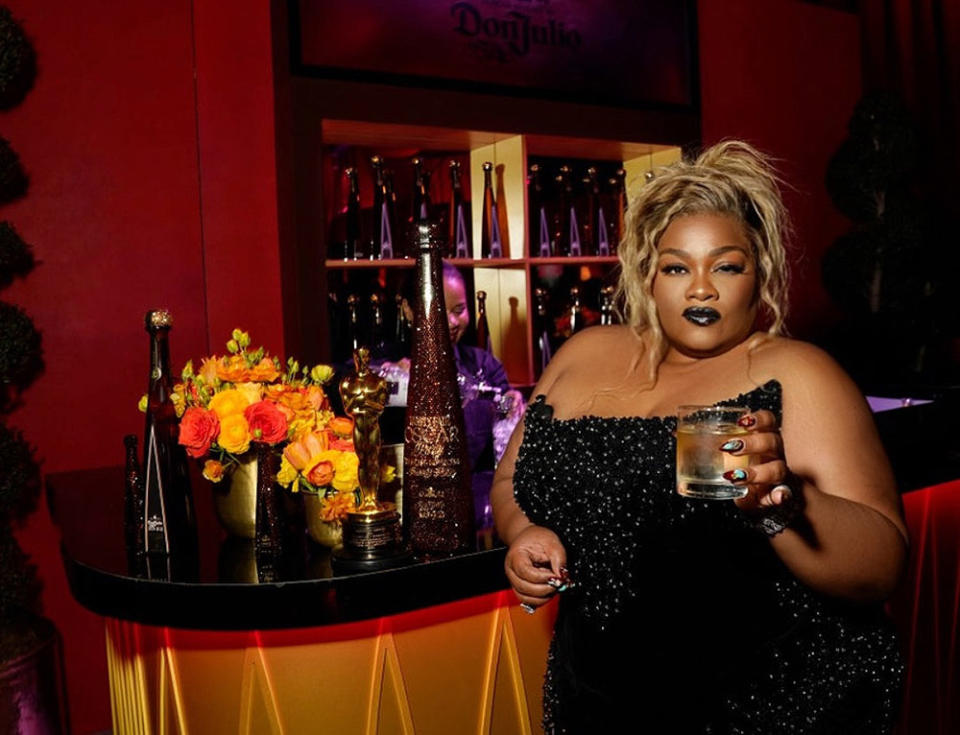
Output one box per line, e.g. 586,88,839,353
0,421,40,526
0,7,35,110
0,135,26,202
0,300,42,402
0,220,34,287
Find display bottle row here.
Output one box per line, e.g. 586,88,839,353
327,153,628,261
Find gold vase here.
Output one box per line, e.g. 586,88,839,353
212,455,257,539
303,492,343,548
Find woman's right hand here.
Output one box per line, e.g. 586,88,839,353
504,525,568,610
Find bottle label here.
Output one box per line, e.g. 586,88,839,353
404,415,462,478
568,206,581,256
597,206,610,256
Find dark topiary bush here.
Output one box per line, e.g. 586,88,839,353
0,135,26,202
0,300,42,407
0,221,34,288
0,7,35,110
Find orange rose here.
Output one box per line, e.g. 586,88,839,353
208,388,250,420
216,355,250,383
326,431,354,452
305,385,326,410
178,407,220,458
245,400,288,443
248,357,281,383
278,390,310,413
283,440,311,471
218,414,251,454
307,460,335,487
318,490,356,522
198,356,219,385
202,459,225,483
328,416,354,437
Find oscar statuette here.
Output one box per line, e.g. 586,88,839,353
331,347,411,572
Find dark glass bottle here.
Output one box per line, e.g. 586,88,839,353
584,167,603,257
568,286,583,336
448,160,470,258
344,166,360,260
600,285,616,325
346,293,361,354
369,292,386,357
142,310,197,567
394,292,411,353
613,168,627,255
254,442,284,581
533,287,553,379
529,164,552,257
480,161,503,258
385,168,402,258
403,224,475,557
559,165,582,256
475,290,492,353
370,155,394,259
123,434,144,557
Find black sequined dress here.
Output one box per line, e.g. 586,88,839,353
513,380,903,734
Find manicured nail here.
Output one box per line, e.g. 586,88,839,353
723,468,749,483
547,578,562,589
737,415,756,428
720,439,744,452
520,603,536,614
555,583,569,593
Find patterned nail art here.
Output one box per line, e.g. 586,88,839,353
723,468,749,483
720,439,744,452
737,415,756,428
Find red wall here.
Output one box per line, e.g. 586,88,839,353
698,0,861,338
3,1,860,732
3,1,282,731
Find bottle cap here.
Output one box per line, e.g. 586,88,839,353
145,309,172,330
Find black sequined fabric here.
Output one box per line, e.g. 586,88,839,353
514,380,903,734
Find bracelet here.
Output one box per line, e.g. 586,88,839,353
749,480,804,537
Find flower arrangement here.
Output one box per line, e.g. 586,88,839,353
137,329,363,524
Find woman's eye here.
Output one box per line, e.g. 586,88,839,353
660,264,687,275
715,263,746,274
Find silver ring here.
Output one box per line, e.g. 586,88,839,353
520,603,536,615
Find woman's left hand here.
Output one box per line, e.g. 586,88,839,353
721,409,795,512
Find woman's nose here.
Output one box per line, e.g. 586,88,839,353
686,274,717,301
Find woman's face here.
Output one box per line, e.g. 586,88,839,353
443,275,470,345
651,212,758,361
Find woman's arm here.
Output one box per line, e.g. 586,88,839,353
738,341,908,602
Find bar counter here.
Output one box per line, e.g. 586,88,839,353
48,467,555,735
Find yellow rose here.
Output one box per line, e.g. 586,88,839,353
311,364,334,384
171,390,185,418
137,394,148,413
218,414,251,454
208,389,250,420
331,451,360,492
234,381,262,407
276,455,298,487
202,459,225,483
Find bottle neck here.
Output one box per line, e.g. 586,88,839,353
149,328,173,394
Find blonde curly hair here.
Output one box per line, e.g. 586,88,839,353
615,140,791,377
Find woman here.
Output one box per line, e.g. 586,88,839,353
492,141,907,733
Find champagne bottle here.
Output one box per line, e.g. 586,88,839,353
585,167,603,257
371,155,394,259
403,224,475,556
533,287,553,378
529,164,552,257
480,161,503,258
385,168,402,258
600,285,616,325
142,310,197,566
475,290,492,353
344,166,360,260
448,160,470,258
123,434,144,557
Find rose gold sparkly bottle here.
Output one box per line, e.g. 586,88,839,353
402,224,475,556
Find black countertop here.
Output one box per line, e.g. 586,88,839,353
47,466,509,630
49,392,960,631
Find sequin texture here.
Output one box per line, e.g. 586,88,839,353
513,380,903,734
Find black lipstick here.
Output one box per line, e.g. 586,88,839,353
682,307,720,326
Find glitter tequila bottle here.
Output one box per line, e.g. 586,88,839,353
403,224,475,556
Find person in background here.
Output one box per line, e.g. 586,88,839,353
492,141,907,733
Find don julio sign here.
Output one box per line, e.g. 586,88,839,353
293,0,696,109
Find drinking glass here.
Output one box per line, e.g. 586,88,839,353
676,405,751,500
